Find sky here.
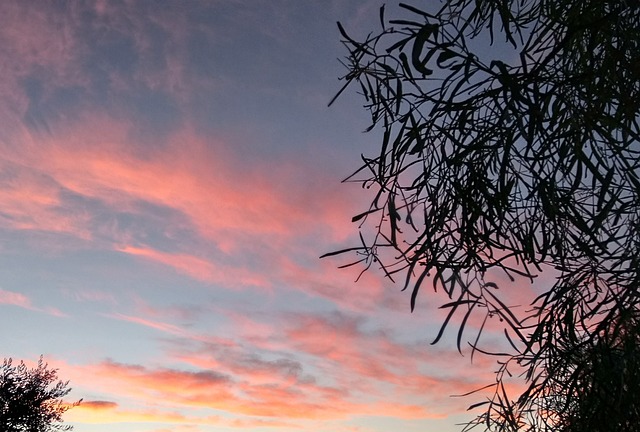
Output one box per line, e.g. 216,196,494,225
0,1,511,431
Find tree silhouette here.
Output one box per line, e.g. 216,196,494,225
539,313,640,432
327,1,639,430
0,357,80,432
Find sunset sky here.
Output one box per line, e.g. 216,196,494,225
0,1,507,431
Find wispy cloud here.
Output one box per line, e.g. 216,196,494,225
0,288,31,308
117,245,270,288
0,288,66,317
68,397,301,430
55,302,471,427
63,358,437,425
0,116,368,313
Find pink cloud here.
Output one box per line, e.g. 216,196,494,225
105,312,237,348
277,254,392,311
42,291,500,427
117,245,270,288
78,400,118,410
56,347,444,427
0,0,192,134
0,288,31,308
162,309,484,419
66,402,199,425
0,288,67,317
0,115,371,313
64,363,442,428
279,311,491,407
0,2,87,131
1,114,355,244
67,395,298,430
169,342,314,390
0,160,92,238
106,313,188,337
0,0,360,257
129,296,202,322
284,312,419,384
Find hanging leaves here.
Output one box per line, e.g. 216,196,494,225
329,0,640,430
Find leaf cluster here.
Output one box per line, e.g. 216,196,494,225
328,0,640,430
0,357,80,432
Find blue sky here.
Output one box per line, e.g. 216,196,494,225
0,1,515,431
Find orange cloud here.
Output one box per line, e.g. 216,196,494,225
67,397,300,430
66,403,197,425
56,351,446,428
79,400,118,410
161,309,483,420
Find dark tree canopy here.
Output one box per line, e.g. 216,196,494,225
0,357,80,432
328,0,640,430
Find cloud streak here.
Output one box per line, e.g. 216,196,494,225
55,303,479,429
0,288,31,308
0,288,66,317
64,358,438,425
0,114,375,315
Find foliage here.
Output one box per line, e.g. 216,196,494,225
538,313,640,431
0,357,80,432
328,0,640,430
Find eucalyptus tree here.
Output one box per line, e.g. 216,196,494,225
327,0,640,430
